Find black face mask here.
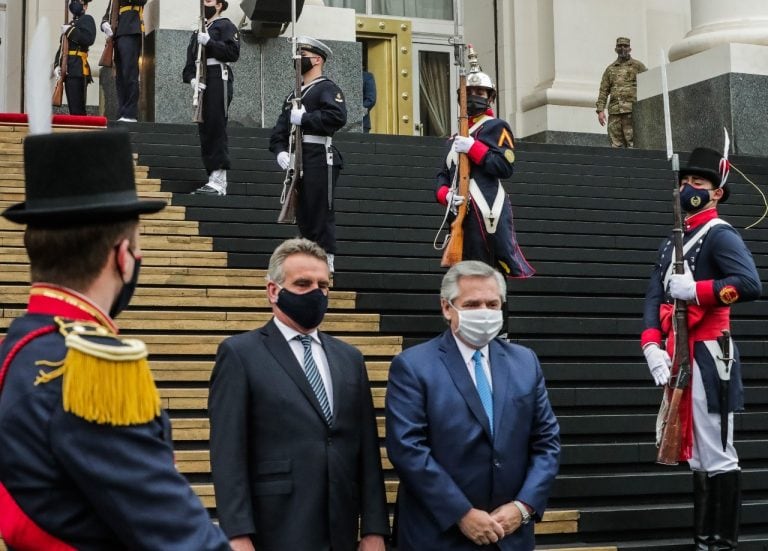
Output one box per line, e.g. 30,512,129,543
110,250,141,319
467,95,489,117
276,287,328,330
204,5,217,19
679,184,712,213
69,1,84,16
300,57,314,75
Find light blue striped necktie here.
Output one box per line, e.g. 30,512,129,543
297,335,333,424
472,349,493,436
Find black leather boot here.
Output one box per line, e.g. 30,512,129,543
693,471,715,550
712,470,741,550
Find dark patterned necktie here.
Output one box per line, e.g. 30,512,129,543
297,335,332,424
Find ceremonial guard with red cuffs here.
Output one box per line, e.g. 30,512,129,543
435,49,534,278
182,0,240,196
54,0,96,115
101,0,145,122
269,36,347,274
641,148,761,550
0,130,229,550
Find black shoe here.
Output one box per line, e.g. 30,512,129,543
192,184,225,196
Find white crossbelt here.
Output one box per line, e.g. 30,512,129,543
303,134,332,146
662,218,729,286
469,180,505,234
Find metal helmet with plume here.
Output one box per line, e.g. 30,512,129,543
465,44,496,101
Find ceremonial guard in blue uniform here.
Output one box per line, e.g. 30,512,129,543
270,36,347,273
436,49,533,278
641,148,761,550
101,0,145,121
0,130,229,550
183,0,240,196
54,0,96,115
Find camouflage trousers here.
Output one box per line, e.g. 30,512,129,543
607,113,634,148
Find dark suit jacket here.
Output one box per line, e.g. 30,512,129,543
208,319,389,551
386,331,560,551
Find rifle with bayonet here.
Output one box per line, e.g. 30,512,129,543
192,0,206,123
52,0,69,107
656,49,690,466
99,0,119,67
277,0,302,224
441,0,469,267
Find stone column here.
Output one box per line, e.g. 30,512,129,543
669,0,768,61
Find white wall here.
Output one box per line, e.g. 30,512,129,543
494,0,690,139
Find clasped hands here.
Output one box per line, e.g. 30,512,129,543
458,503,524,546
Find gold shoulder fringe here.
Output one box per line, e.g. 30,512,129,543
58,332,161,426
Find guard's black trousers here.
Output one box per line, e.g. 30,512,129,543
197,65,233,174
64,76,87,115
297,162,340,254
114,34,141,119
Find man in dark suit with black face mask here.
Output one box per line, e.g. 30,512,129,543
208,238,389,551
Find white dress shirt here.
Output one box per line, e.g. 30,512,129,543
273,316,334,411
451,334,493,391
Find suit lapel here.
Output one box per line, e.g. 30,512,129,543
489,339,510,441
440,331,493,440
262,320,329,424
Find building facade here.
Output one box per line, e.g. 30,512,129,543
3,0,768,152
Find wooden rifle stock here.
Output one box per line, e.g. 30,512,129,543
192,1,206,123
440,71,469,267
657,164,692,466
52,35,68,107
277,45,303,224
99,0,119,67
53,0,69,107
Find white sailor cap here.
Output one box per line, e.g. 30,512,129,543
297,36,332,60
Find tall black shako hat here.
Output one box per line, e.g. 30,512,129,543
679,147,731,204
3,130,166,226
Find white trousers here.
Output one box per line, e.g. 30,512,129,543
688,360,739,474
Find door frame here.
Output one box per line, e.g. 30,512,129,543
412,42,457,136
355,15,413,135
0,3,6,111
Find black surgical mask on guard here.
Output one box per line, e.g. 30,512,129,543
467,95,489,117
204,5,217,19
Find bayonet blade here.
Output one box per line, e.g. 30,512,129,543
660,49,673,161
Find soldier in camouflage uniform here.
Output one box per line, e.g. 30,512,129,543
596,37,647,148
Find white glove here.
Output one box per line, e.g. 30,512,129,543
290,106,306,126
61,24,71,35
191,78,206,92
197,31,210,46
53,66,62,80
453,135,475,154
101,22,113,38
446,189,465,215
668,264,697,302
277,151,290,170
643,344,672,386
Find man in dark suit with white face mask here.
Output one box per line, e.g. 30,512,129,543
208,238,389,551
386,260,560,550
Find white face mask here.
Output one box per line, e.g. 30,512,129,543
449,303,504,348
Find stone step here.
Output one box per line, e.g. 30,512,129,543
0,217,200,234
0,309,379,332
0,286,357,310
0,232,211,250
0,264,266,286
